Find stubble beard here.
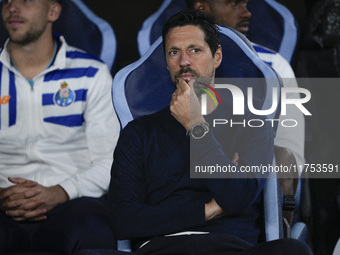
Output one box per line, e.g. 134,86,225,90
173,67,214,97
7,21,48,46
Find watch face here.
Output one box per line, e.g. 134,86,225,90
192,125,205,138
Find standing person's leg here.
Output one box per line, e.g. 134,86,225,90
32,197,116,255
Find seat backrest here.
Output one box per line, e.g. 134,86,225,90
137,0,298,64
216,26,281,122
247,0,298,63
114,26,281,128
0,0,117,71
113,26,283,242
114,19,284,244
137,0,187,56
113,37,172,128
263,172,284,241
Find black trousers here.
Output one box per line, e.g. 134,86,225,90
135,233,313,255
76,233,313,255
0,197,116,255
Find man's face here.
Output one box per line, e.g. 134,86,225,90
2,0,54,45
165,25,222,90
203,0,251,35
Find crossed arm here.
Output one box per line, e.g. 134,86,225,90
170,79,251,219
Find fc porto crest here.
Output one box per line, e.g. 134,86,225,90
54,82,75,107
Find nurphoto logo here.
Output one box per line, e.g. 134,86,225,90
200,84,311,117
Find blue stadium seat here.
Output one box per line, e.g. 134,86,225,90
134,0,306,242
215,25,281,122
0,0,117,72
247,0,298,63
114,27,281,128
117,240,132,253
137,0,186,56
113,36,173,128
112,26,283,248
263,172,284,241
291,175,308,242
137,0,298,64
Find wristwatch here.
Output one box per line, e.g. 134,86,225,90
186,122,210,139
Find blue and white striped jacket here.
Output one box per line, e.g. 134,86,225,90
0,35,120,199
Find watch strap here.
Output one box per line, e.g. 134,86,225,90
186,122,210,137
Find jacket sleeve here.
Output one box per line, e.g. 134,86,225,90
190,115,274,216
108,122,206,240
59,64,120,199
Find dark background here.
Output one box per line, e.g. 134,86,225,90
81,0,318,73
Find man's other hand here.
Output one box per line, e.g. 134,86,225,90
1,178,69,222
205,198,224,221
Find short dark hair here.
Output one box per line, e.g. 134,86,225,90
162,10,220,56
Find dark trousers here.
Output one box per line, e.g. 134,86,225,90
74,234,313,255
0,197,116,255
135,233,313,255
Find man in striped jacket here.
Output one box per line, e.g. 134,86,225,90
0,0,120,253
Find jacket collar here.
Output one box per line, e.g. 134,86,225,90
0,34,68,74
